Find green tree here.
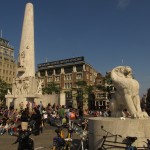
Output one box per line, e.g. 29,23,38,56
95,72,115,100
42,82,61,94
75,81,87,99
75,81,87,87
146,88,150,115
75,81,95,95
96,85,107,92
75,81,94,109
104,72,113,84
85,85,94,94
104,72,115,100
0,79,11,104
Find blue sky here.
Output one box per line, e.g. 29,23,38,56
0,0,150,97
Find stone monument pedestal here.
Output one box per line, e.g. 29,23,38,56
88,117,150,150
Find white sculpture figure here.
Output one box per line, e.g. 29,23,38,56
15,80,20,95
15,80,23,95
110,66,148,118
19,51,25,67
7,89,11,95
37,80,43,94
22,80,30,94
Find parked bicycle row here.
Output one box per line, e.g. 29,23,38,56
97,126,150,150
51,118,89,150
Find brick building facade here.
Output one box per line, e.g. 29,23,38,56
37,56,98,108
0,38,16,84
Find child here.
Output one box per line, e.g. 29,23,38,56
8,120,16,135
0,117,8,135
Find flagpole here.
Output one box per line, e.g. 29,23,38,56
0,30,2,38
122,59,124,65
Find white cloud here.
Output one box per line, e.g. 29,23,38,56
116,0,130,9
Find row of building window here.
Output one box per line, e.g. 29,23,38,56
0,48,14,57
96,93,108,99
0,69,15,75
39,64,97,76
45,73,94,82
64,83,72,89
0,55,14,61
40,70,84,76
0,76,12,82
40,65,85,74
65,74,72,80
0,62,15,69
95,100,109,106
46,73,83,82
86,66,95,73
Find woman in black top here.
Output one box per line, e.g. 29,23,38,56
20,110,29,130
30,108,42,136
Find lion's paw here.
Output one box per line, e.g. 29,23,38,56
133,112,143,119
142,112,149,118
134,111,149,119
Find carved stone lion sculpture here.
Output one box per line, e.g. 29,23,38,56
110,66,148,118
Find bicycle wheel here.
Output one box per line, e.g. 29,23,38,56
97,147,105,150
63,142,75,150
57,146,64,150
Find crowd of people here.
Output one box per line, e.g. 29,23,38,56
0,101,89,136
0,106,43,136
0,100,133,137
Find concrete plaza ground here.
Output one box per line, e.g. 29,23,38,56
0,124,81,150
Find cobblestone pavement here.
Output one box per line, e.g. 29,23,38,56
0,124,81,150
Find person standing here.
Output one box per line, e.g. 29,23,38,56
26,101,30,111
68,109,76,128
58,105,65,124
32,101,36,111
30,108,42,136
39,101,43,114
20,110,29,131
19,102,24,111
79,107,83,119
122,109,131,118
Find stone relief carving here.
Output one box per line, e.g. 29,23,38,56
15,80,23,95
15,79,31,95
19,51,25,67
22,80,30,94
36,80,43,94
110,66,148,119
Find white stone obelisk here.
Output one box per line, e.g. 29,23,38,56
6,3,59,111
18,3,35,77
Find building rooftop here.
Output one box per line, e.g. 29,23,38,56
0,37,14,49
38,56,85,69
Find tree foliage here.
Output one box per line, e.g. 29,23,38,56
146,88,150,115
75,81,94,101
75,81,94,94
104,72,112,84
85,85,94,94
42,82,61,94
0,79,11,102
75,81,87,87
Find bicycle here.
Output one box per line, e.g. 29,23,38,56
77,129,88,150
73,121,89,150
51,125,75,150
98,126,150,150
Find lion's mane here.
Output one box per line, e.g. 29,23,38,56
110,66,148,118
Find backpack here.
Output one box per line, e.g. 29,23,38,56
70,112,76,120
